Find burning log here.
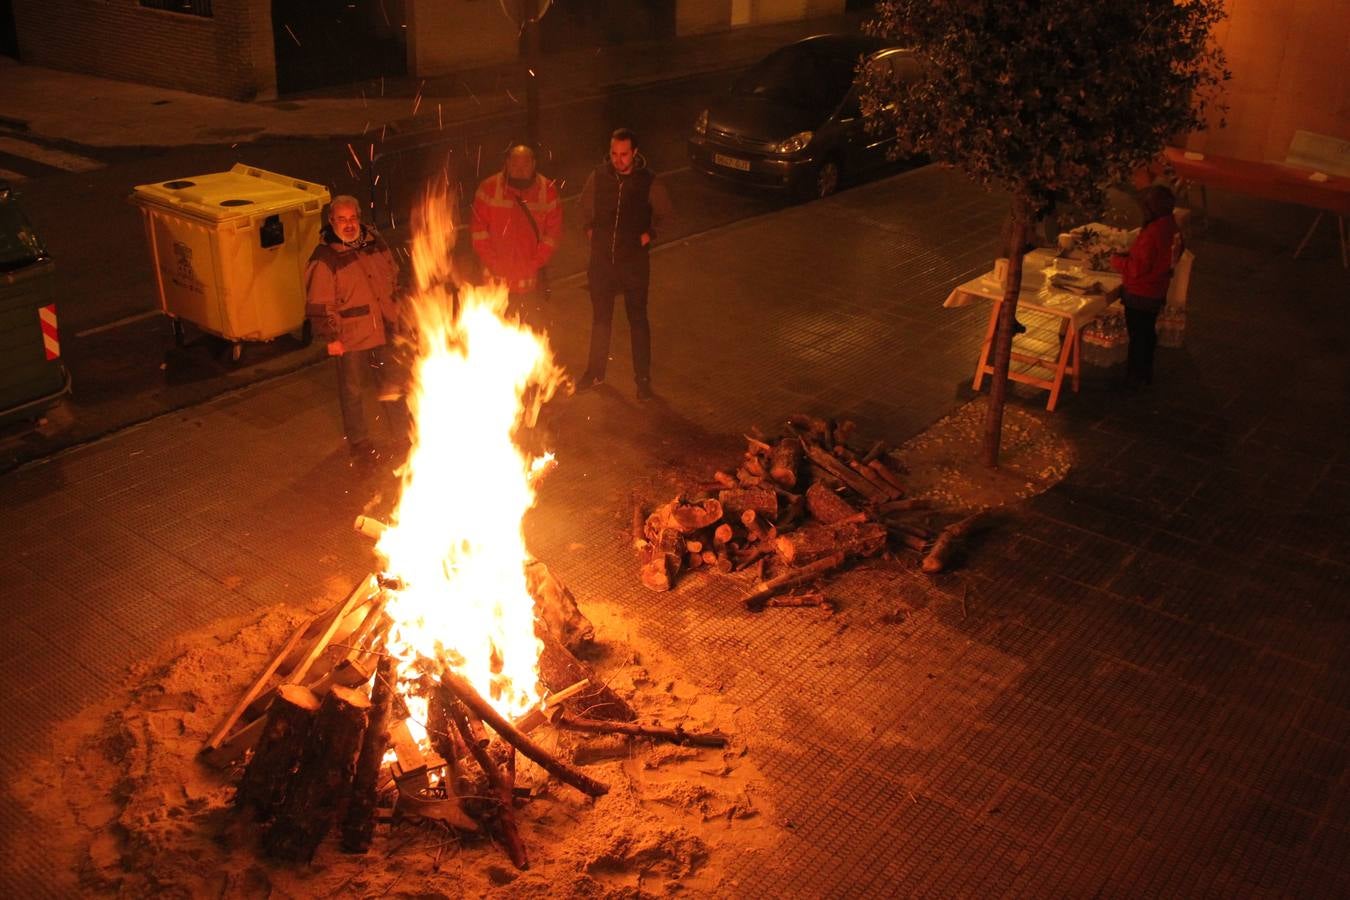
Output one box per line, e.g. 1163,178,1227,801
264,685,371,863
922,511,986,574
440,689,529,869
439,671,609,798
745,552,846,612
235,684,321,822
340,650,395,853
769,438,802,487
537,627,636,721
524,560,594,652
552,713,730,748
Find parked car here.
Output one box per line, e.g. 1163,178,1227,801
0,179,70,430
688,34,921,200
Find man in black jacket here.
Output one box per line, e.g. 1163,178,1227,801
577,128,673,401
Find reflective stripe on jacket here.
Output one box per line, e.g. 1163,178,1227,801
470,172,561,293
304,226,399,353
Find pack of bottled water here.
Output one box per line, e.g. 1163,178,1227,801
1157,305,1186,348
1081,311,1129,367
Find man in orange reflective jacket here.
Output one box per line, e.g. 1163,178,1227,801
471,144,561,324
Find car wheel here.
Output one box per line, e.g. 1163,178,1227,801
799,158,841,201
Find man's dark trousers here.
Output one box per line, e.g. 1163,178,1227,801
336,345,402,447
585,257,651,388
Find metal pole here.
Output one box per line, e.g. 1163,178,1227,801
521,0,541,148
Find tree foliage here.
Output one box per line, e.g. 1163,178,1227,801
859,0,1230,218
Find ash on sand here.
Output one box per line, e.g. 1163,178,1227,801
10,596,772,898
891,397,1073,512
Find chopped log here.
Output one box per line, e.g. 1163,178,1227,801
769,438,803,488
440,671,609,798
686,540,704,554
862,440,887,464
867,459,907,495
775,521,886,565
340,649,394,853
803,444,887,501
712,523,733,550
922,512,986,574
552,713,730,748
670,498,724,531
536,626,636,721
878,498,932,514
235,684,321,822
764,591,837,612
264,686,371,863
832,419,856,448
887,527,929,553
732,544,772,572
718,487,778,519
525,560,594,651
745,552,847,612
848,459,901,499
805,483,862,525
741,509,777,543
887,520,933,542
440,689,529,869
786,413,833,445
713,470,737,488
700,549,717,567
640,526,685,592
735,465,766,486
745,435,773,456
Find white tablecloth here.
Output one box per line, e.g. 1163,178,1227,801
944,249,1122,331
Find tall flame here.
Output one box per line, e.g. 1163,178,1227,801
375,178,564,738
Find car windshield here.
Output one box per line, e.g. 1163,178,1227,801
732,47,859,112
0,201,47,273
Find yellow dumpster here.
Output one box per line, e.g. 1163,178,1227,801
131,164,330,361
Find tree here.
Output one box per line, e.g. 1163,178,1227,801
859,0,1228,466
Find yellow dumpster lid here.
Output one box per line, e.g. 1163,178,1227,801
131,164,331,223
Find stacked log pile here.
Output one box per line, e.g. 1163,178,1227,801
635,414,983,609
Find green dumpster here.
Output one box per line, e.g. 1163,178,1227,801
0,180,70,428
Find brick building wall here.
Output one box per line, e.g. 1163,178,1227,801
12,0,276,101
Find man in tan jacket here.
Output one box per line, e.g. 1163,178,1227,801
305,195,401,464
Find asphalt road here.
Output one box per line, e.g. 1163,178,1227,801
0,68,915,471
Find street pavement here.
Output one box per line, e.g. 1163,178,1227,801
3,15,1350,896
2,150,1349,894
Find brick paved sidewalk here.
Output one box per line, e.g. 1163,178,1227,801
1,165,1346,896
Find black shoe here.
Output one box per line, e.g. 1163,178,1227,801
1012,319,1028,335
635,381,654,402
575,371,604,392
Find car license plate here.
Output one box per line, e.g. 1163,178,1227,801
713,153,751,172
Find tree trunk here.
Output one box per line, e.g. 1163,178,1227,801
235,684,321,822
264,685,371,863
984,204,1032,468
340,652,394,854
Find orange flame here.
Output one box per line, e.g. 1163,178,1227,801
375,178,564,741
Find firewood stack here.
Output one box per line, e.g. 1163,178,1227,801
635,414,980,609
207,563,728,869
